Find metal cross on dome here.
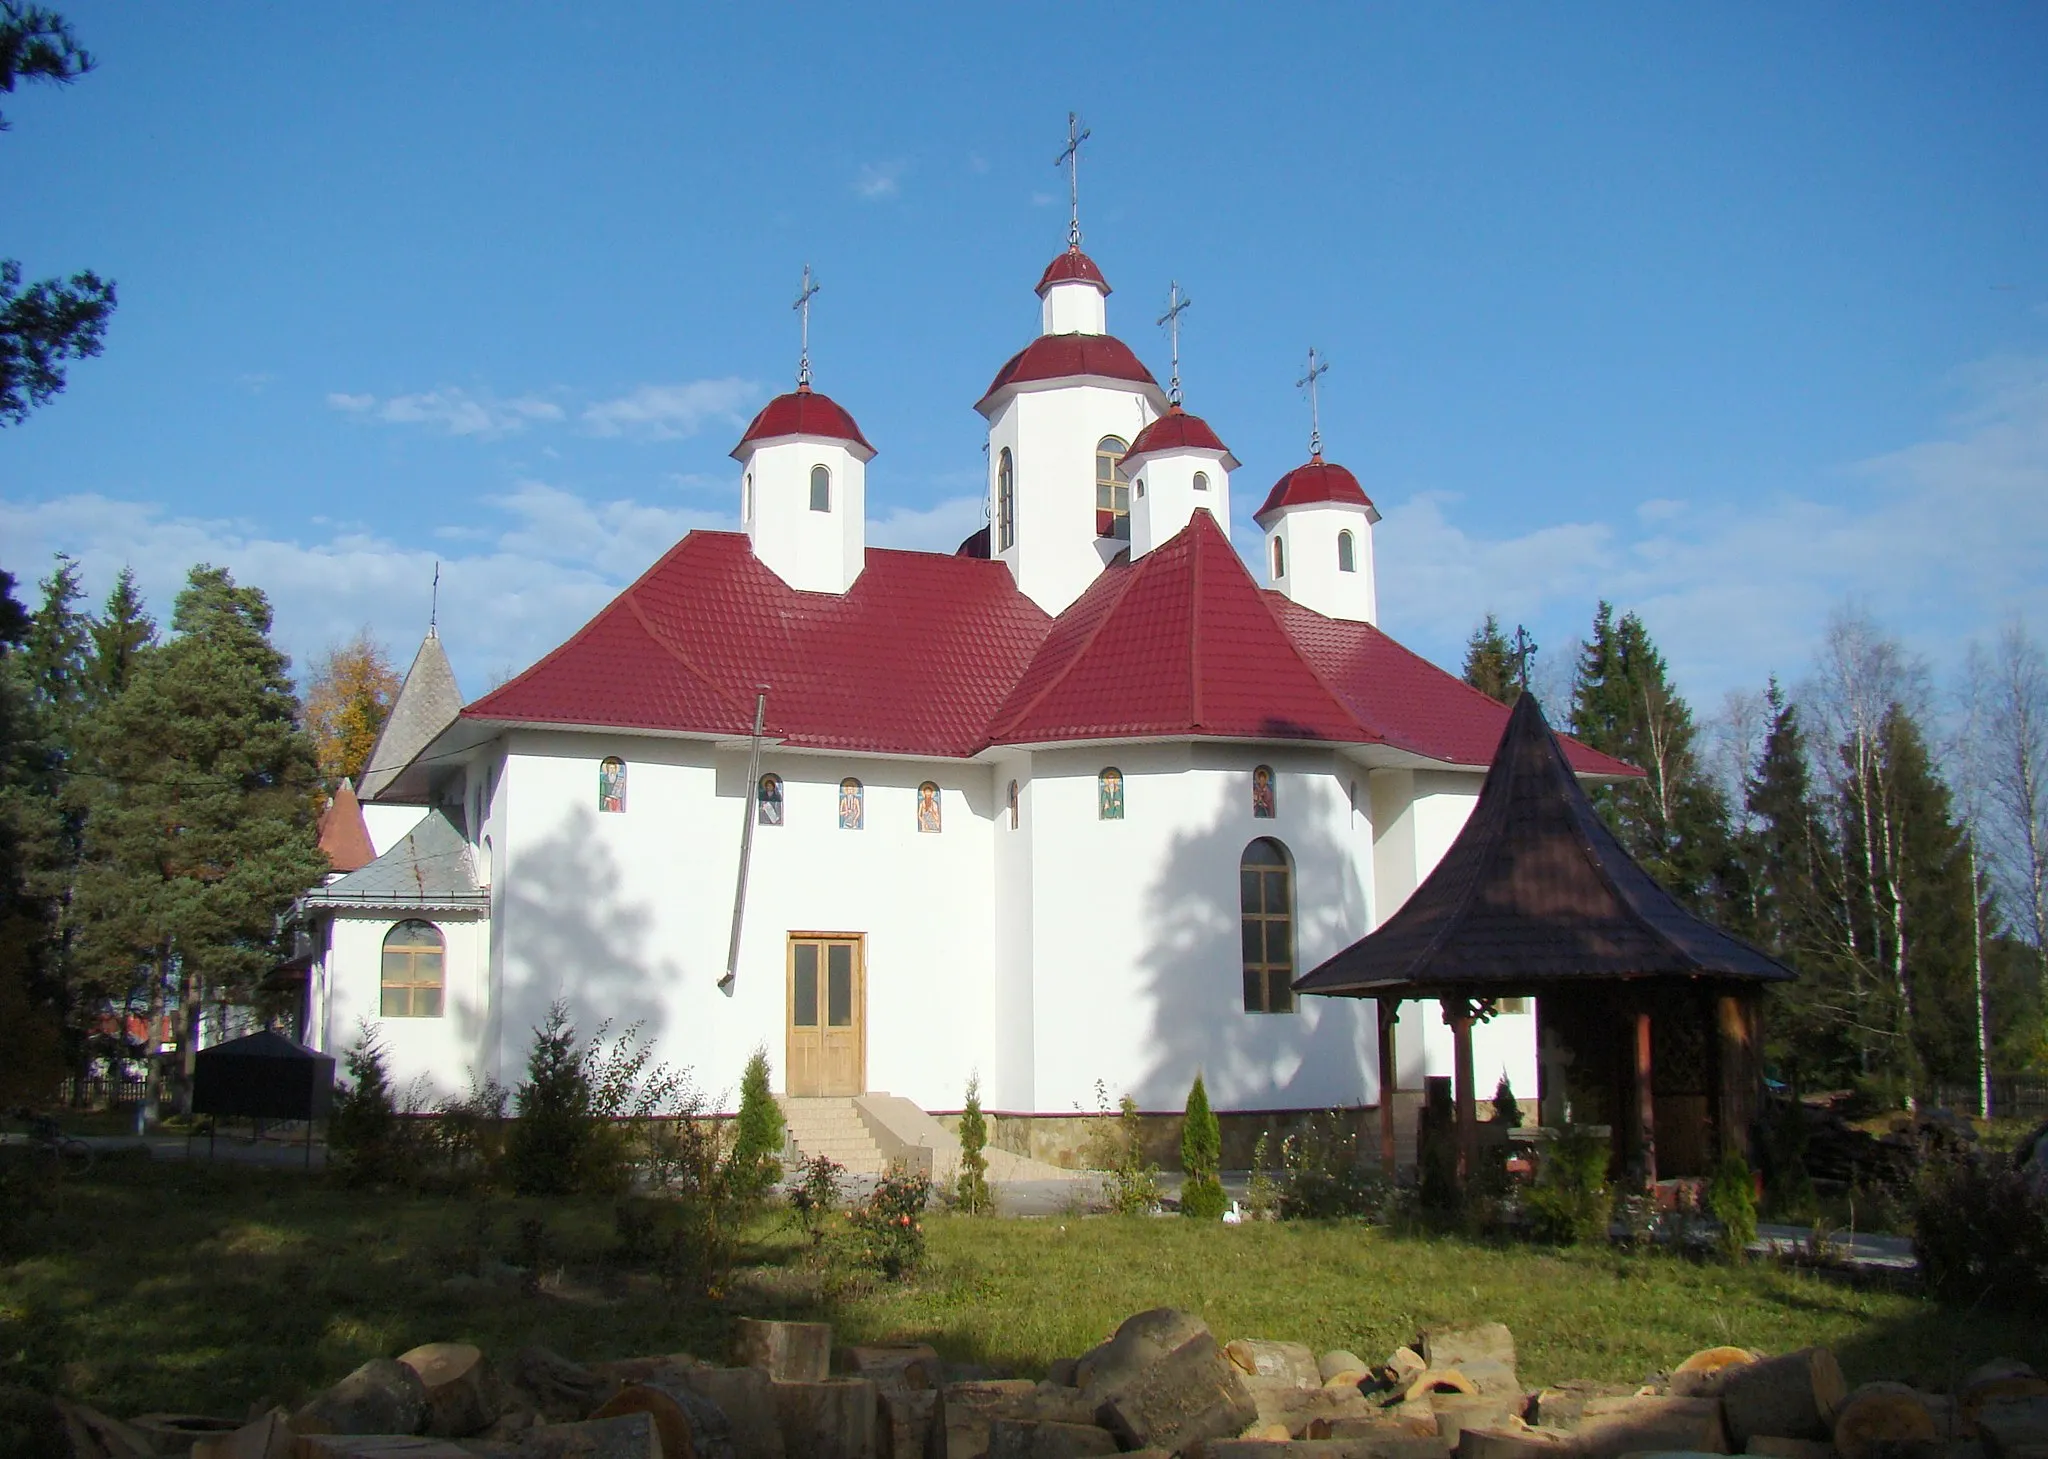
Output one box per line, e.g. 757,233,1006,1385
1297,347,1329,458
1055,111,1091,249
792,263,820,389
1157,282,1192,407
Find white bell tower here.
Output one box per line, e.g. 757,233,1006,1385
1255,351,1380,623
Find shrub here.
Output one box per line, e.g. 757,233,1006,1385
1085,1086,1161,1216
329,1024,405,1188
955,1075,993,1215
1708,1151,1759,1260
1243,1132,1280,1221
1179,1074,1227,1219
506,1002,596,1196
786,1151,844,1248
1914,1148,2048,1311
849,1162,931,1278
1524,1123,1612,1244
1492,1074,1524,1128
1277,1113,1398,1221
726,1047,785,1203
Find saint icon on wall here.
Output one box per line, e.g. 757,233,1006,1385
1252,764,1276,819
598,757,627,814
757,773,783,826
1098,767,1124,820
917,781,942,833
839,777,864,830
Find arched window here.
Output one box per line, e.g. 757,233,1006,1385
1271,537,1285,580
810,465,831,513
1338,530,1356,573
1252,764,1277,819
1098,767,1124,821
838,777,864,830
1007,779,1020,830
381,919,445,1018
996,448,1016,551
598,757,627,814
757,773,783,826
916,781,942,833
1240,840,1295,1014
1095,436,1130,540
1193,470,1209,493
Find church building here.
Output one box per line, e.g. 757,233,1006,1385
302,193,1632,1129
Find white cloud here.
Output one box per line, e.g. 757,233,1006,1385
580,378,759,441
327,386,564,438
1029,191,1057,208
854,161,904,201
868,494,985,554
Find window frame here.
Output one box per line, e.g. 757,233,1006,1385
1271,536,1285,579
996,448,1015,551
1193,470,1209,493
1338,530,1356,573
1095,436,1130,540
810,464,831,513
380,919,446,1019
1239,839,1296,1014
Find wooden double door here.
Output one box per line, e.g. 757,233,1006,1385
785,934,866,1097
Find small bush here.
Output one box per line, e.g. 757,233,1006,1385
1914,1148,2048,1311
1242,1132,1280,1221
1525,1124,1612,1244
786,1151,844,1249
727,1047,785,1204
1085,1086,1161,1216
1179,1074,1226,1220
1708,1151,1759,1260
955,1075,993,1215
848,1162,931,1278
506,1003,596,1196
1277,1114,1399,1221
329,1024,407,1188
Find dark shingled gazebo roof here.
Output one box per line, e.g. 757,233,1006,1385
1296,691,1793,999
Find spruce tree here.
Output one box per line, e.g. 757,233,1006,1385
955,1073,992,1214
88,567,156,703
1179,1072,1226,1219
0,568,62,1103
508,1001,594,1195
727,1046,785,1201
1462,614,1518,704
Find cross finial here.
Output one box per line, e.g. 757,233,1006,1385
1296,347,1329,458
792,263,821,389
1055,111,1091,249
1157,282,1192,407
429,560,440,636
1512,624,1539,692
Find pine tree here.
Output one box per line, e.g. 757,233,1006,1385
70,564,327,1112
955,1073,992,1214
0,568,63,1103
87,567,156,703
1462,614,1518,704
1570,601,1735,911
304,630,401,790
727,1045,785,1201
1178,1072,1226,1219
507,1001,594,1196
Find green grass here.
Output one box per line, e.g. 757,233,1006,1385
2,1154,2041,1422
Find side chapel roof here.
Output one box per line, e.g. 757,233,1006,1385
357,632,464,801
304,808,486,911
316,778,376,873
1295,692,1794,999
733,385,875,459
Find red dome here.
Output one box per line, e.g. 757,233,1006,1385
1035,248,1111,297
731,386,875,459
976,334,1162,415
1254,458,1378,524
1124,406,1235,465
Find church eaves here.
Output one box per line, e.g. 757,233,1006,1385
357,631,464,802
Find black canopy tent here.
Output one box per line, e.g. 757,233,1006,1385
191,1029,335,1164
1295,692,1794,1188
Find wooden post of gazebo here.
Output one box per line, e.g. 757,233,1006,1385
1447,998,1478,1184
1627,1005,1656,1187
1715,991,1757,1162
1377,999,1399,1175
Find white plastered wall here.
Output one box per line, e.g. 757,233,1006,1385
318,911,490,1100
361,802,431,858
741,436,867,594
1264,504,1378,624
1127,449,1232,559
1040,280,1107,335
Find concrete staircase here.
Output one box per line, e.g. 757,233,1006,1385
778,1096,887,1175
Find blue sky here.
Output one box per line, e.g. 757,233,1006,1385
5,3,2045,723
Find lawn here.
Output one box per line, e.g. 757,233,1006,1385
2,1152,2041,1423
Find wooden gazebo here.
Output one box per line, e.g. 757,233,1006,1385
1295,692,1793,1188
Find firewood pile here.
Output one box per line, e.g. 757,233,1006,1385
39,1310,2048,1459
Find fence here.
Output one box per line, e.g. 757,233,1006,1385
59,1075,149,1109
1928,1078,2048,1122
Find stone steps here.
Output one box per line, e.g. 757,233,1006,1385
778,1096,887,1176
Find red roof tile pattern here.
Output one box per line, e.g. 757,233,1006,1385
733,386,875,458
1125,407,1234,463
1035,248,1111,296
1254,458,1376,522
976,334,1163,415
317,780,375,873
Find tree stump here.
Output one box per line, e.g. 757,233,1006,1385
1091,1333,1257,1455
1958,1364,2048,1438
1832,1383,1939,1459
877,1387,938,1459
937,1382,1039,1459
396,1342,493,1438
984,1417,1121,1458
290,1360,429,1438
1573,1394,1729,1457
736,1319,833,1383
676,1367,784,1459
769,1377,877,1459
1720,1349,1849,1446
593,1377,739,1459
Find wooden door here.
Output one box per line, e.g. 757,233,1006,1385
786,934,865,1097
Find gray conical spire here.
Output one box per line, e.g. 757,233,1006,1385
356,632,463,801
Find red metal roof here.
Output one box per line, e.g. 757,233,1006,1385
1124,406,1235,464
1035,248,1111,297
733,385,875,459
976,334,1163,415
1254,458,1376,523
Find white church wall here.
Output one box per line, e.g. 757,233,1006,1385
742,436,867,595
1127,451,1232,560
321,910,489,1101
1265,506,1377,624
989,752,1037,1111
1024,744,1378,1115
361,802,430,858
1040,280,1106,335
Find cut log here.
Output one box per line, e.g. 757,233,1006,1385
516,1413,668,1459
55,1400,155,1458
1092,1332,1259,1455
1456,1423,1574,1459
1833,1383,1939,1459
1386,1351,1427,1388
1526,1383,1633,1431
1312,1417,1456,1453
287,1440,474,1459
291,1361,429,1439
1422,1328,1517,1374
937,1381,1039,1459
737,1320,834,1384
985,1417,1121,1458
1959,1367,2048,1439
1721,1350,1850,1446
1047,1360,1079,1389
395,1342,493,1439
1407,1372,1481,1403
842,1346,944,1394
1251,1384,1376,1437
1226,1341,1323,1390
877,1387,937,1459
1022,1384,1098,1427
769,1377,877,1459
590,1355,705,1388
510,1347,615,1424
1430,1396,1525,1449
1196,1439,1454,1459
1075,1309,1211,1395
676,1366,784,1459
1321,1353,1372,1387
593,1376,739,1459
1670,1349,1764,1399
1379,1400,1442,1437
1745,1438,1838,1459
1975,1398,2048,1459
191,1409,292,1459
130,1413,245,1455
1574,1394,1729,1458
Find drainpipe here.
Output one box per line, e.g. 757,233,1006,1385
721,689,769,995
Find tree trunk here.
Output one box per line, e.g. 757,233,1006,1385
1969,835,1992,1117
398,1341,493,1438
1832,1383,1939,1459
1717,1347,1848,1446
